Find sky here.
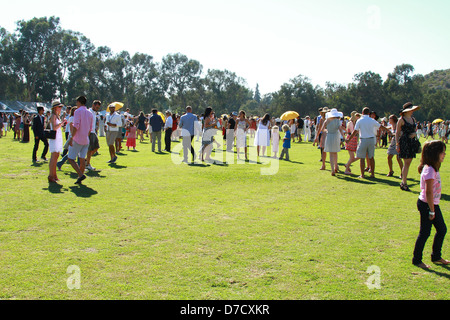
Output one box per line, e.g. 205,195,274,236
1,0,449,95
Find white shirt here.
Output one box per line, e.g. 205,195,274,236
106,112,122,132
354,115,381,139
165,115,173,129
88,108,97,133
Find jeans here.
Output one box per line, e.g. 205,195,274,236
279,148,289,160
413,199,447,265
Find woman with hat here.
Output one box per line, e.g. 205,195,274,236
396,102,421,191
48,100,64,183
323,108,346,176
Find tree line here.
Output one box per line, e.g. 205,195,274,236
1,16,448,121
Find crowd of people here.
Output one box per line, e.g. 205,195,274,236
2,101,449,187
1,98,449,269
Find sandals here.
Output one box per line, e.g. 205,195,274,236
433,258,450,265
386,171,394,177
400,183,411,191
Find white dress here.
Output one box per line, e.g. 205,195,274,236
235,119,247,148
254,121,271,147
271,129,280,152
49,117,63,153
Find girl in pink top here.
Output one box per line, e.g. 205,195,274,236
413,140,449,269
126,122,137,150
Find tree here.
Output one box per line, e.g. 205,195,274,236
203,69,252,115
254,83,261,103
160,53,203,108
11,16,61,101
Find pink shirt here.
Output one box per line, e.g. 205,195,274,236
419,165,441,205
127,126,137,139
72,106,93,145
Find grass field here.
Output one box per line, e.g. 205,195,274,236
0,130,449,300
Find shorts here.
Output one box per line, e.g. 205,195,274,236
88,132,100,151
106,131,118,146
68,141,89,160
356,137,376,159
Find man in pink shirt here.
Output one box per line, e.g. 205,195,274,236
68,96,93,184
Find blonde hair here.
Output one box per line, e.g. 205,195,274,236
282,124,289,131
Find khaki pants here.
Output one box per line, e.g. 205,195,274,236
151,130,161,152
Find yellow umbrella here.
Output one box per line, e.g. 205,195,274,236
106,101,124,113
280,111,299,121
433,119,444,124
157,111,165,123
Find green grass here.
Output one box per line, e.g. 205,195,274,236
0,131,449,300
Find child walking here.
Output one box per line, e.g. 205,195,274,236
412,140,449,269
271,125,280,158
279,124,290,161
126,121,137,151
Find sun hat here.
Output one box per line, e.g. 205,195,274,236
400,102,420,114
51,100,64,108
320,107,330,115
326,108,343,119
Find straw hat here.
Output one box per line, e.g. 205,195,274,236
51,100,64,109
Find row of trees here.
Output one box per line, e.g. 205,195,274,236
1,17,448,120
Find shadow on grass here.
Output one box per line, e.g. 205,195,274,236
30,162,45,167
108,163,128,169
69,185,98,198
423,264,450,280
86,171,106,178
42,183,66,194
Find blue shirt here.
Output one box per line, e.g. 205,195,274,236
149,114,164,132
283,130,291,148
179,112,197,136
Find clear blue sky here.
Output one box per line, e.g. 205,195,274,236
1,0,449,95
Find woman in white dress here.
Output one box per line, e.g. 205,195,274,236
235,110,250,160
48,101,64,183
254,114,271,157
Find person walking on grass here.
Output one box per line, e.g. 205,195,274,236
179,106,197,163
344,111,360,175
322,108,345,176
254,114,271,157
32,106,49,163
126,121,137,151
271,125,280,158
164,110,173,152
85,100,101,171
149,108,164,153
386,114,403,177
279,124,291,161
47,101,64,183
57,106,76,170
396,102,421,191
235,110,250,160
105,104,122,164
346,107,389,179
412,140,449,269
67,96,93,184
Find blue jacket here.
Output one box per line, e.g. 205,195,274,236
283,130,291,149
149,114,164,132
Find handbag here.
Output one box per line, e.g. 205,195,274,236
44,129,56,139
414,137,422,153
44,118,56,139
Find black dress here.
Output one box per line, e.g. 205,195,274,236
399,118,417,159
137,114,147,131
